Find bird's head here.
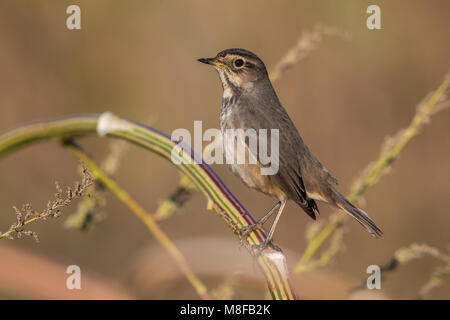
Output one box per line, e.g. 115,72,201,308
198,48,269,92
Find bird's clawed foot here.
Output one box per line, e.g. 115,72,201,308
238,223,264,248
238,201,284,251
238,222,263,239
250,240,282,256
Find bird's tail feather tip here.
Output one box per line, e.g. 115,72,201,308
333,192,383,239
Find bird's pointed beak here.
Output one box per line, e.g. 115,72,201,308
197,57,224,67
197,57,214,65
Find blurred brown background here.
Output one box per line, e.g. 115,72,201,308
0,0,449,299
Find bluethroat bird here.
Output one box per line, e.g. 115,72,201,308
198,48,383,250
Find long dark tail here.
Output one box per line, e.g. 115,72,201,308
331,190,383,238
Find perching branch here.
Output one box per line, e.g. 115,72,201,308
0,112,298,300
295,70,450,274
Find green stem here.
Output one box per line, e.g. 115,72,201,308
0,112,298,300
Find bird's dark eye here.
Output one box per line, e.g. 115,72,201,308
234,59,244,68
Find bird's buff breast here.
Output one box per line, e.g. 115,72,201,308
220,123,285,200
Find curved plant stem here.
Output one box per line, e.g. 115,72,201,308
0,112,298,300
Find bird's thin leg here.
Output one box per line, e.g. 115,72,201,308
239,201,281,238
253,199,287,254
265,199,286,243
